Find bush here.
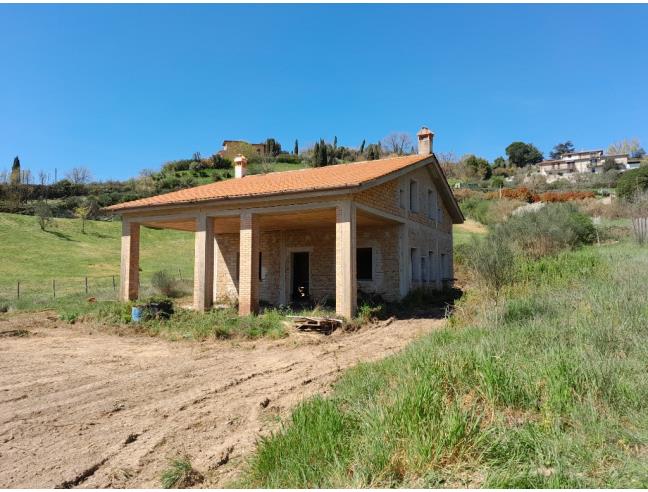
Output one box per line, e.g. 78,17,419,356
151,271,179,297
617,166,648,200
488,187,538,203
211,154,232,170
275,154,301,165
496,202,596,258
461,232,516,296
536,191,596,202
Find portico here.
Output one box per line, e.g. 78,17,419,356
108,127,464,318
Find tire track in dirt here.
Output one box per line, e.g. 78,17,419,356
0,312,443,488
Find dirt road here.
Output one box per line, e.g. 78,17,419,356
0,312,443,488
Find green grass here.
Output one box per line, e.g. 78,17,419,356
453,221,487,246
0,212,194,304
139,307,288,341
160,456,202,488
239,241,648,488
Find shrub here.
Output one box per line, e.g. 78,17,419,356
616,166,648,200
461,232,516,296
487,187,538,203
59,309,80,324
536,191,595,202
275,154,301,165
496,202,596,258
151,271,179,297
211,154,232,169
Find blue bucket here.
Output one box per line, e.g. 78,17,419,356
131,306,143,323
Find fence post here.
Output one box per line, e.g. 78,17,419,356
17,280,20,300
53,279,56,298
85,276,88,295
178,268,183,281
112,275,116,291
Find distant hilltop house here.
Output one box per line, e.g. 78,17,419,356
539,149,641,178
218,140,266,160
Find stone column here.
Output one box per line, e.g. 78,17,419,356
398,223,410,298
239,211,259,315
120,219,140,301
335,201,357,319
193,213,214,311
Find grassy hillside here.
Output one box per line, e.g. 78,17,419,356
240,240,648,488
0,213,194,302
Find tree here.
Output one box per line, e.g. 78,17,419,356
603,157,619,172
608,138,643,156
264,138,282,157
74,198,98,233
463,155,492,180
382,132,412,156
366,143,382,161
67,166,92,184
505,142,544,168
294,139,299,156
10,156,20,185
192,151,202,162
359,139,366,155
312,139,328,167
493,156,507,168
34,201,54,231
549,141,575,159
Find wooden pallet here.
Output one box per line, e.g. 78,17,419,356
287,316,343,335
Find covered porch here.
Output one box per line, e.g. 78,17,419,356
119,201,404,318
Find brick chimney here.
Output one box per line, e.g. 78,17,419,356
234,154,248,178
417,126,434,155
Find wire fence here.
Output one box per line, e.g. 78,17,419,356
0,270,194,306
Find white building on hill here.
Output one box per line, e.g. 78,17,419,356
539,149,640,178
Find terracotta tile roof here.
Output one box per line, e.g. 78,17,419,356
106,155,428,211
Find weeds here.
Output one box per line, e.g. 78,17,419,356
160,456,202,488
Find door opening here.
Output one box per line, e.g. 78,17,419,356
291,251,310,301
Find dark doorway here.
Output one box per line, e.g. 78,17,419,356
291,251,310,301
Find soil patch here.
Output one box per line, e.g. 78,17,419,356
0,311,443,488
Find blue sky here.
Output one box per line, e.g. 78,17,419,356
1,4,647,181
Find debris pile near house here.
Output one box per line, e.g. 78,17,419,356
287,316,342,335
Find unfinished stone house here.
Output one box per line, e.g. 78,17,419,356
106,127,463,318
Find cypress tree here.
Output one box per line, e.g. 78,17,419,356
294,139,299,156
10,156,21,185
359,139,366,155
320,139,328,166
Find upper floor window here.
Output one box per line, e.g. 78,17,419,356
409,180,419,212
427,189,437,220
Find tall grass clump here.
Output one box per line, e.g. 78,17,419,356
240,243,648,488
151,270,180,297
160,456,202,488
